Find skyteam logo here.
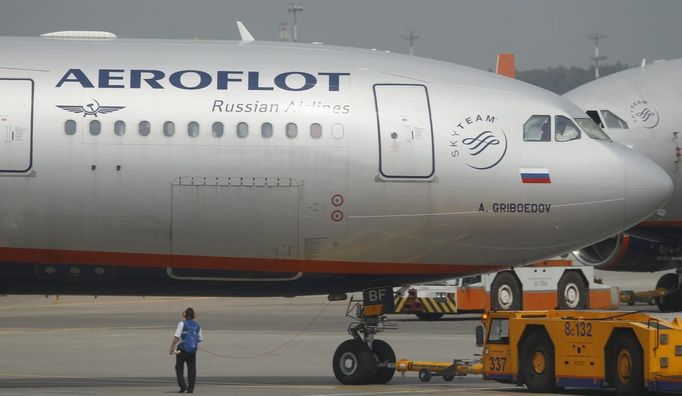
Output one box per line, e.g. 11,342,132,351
630,99,659,129
57,99,125,117
450,114,507,170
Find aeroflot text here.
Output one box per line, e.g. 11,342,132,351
56,69,351,91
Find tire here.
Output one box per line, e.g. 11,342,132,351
655,273,678,312
491,271,522,311
418,369,432,382
442,374,454,382
520,329,556,393
415,312,444,321
557,271,588,310
369,340,396,384
608,334,644,396
332,339,377,385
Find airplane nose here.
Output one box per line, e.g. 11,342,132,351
622,146,673,226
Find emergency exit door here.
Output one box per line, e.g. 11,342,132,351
0,79,33,173
374,84,434,179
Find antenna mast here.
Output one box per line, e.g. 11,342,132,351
589,33,607,79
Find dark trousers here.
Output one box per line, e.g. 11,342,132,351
175,350,197,391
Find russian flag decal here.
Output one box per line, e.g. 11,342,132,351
520,168,551,184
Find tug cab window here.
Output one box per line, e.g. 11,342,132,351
555,116,580,142
523,115,550,142
601,110,629,129
487,318,509,345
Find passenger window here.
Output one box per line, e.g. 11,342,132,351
89,120,101,136
310,123,322,139
286,123,298,138
212,122,223,137
601,110,629,129
555,116,581,142
586,110,604,128
64,120,77,135
236,122,248,138
138,121,151,136
188,121,200,137
523,115,550,142
261,122,273,138
163,121,175,137
487,318,509,345
114,120,126,136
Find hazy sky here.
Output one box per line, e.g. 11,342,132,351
1,0,680,70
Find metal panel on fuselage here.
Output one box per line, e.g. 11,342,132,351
170,177,299,261
0,78,33,172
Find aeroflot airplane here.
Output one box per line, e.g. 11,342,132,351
0,29,672,385
564,59,682,310
0,31,670,298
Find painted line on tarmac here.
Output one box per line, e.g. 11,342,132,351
0,325,167,334
198,382,350,390
306,390,434,396
307,386,518,396
0,373,82,379
0,296,218,310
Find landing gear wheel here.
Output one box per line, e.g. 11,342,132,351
655,273,678,312
609,334,644,396
491,271,522,311
520,329,556,393
558,271,588,310
415,312,444,321
418,369,432,382
369,340,396,384
333,339,377,385
442,374,454,382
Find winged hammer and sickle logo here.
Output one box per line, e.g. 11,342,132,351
56,99,125,117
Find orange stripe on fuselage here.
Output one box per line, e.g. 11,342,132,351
0,247,506,275
638,221,682,228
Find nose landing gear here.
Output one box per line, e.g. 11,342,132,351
654,268,682,312
332,292,397,385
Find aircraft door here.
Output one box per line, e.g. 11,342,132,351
374,84,434,179
0,79,33,172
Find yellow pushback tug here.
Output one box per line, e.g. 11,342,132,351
398,310,682,395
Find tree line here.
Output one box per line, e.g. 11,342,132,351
516,62,630,94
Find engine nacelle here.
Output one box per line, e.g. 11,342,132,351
573,233,674,272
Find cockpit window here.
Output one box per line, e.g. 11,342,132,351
523,115,550,142
586,110,604,128
555,116,580,142
574,118,612,141
600,110,629,129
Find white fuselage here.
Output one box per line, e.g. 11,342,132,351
0,37,671,296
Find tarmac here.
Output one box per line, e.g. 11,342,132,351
0,293,660,396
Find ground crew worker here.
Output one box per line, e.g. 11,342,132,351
169,307,203,393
